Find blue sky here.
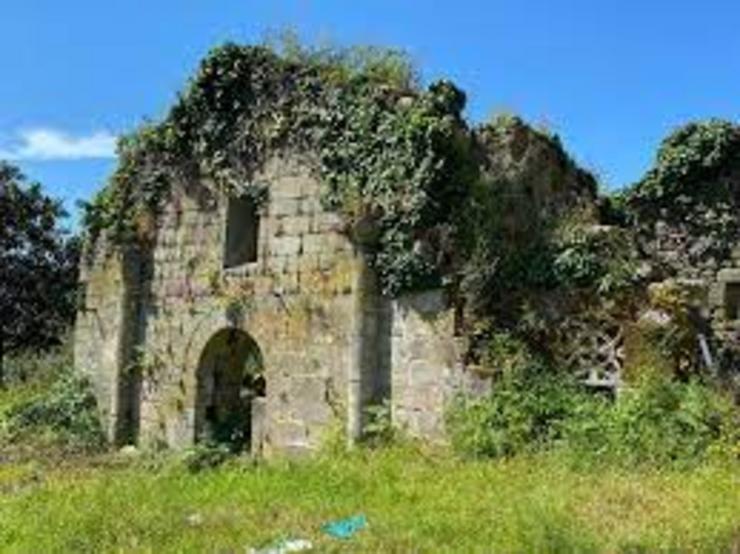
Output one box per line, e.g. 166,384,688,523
2,1,739,226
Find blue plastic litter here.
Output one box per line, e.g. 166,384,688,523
321,514,367,539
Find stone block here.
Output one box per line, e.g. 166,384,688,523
266,255,296,275
270,420,309,450
271,236,302,257
301,233,333,255
310,212,343,233
278,215,311,237
301,196,324,216
289,378,331,424
270,176,305,199
270,198,302,218
408,360,443,388
718,268,740,283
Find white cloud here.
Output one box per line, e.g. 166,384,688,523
0,128,117,161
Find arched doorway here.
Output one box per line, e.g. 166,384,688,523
195,328,265,451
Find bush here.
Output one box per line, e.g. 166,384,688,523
446,365,592,458
448,364,740,467
2,340,72,387
181,442,234,472
564,377,740,467
3,368,105,452
362,399,397,446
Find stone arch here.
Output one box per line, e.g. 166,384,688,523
194,328,265,451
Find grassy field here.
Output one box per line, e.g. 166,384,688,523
1,444,740,553
2,358,740,554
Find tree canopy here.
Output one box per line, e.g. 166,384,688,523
0,162,79,385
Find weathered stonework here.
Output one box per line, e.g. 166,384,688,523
75,152,469,454
390,290,462,439
638,216,740,372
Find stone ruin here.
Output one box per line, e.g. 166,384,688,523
74,56,740,456
75,152,470,455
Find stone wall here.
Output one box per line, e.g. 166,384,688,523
475,116,597,225
141,153,365,453
389,290,468,439
75,152,471,453
637,212,740,371
74,244,142,443
76,153,366,453
708,250,740,369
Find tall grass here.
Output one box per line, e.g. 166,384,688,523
0,343,105,460
0,445,739,553
447,365,740,468
1,347,739,552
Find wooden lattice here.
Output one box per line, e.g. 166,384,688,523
556,315,625,389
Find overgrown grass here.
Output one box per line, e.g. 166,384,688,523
0,445,739,553
0,345,105,461
447,363,740,468
2,349,739,552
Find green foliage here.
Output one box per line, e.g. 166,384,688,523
0,162,79,385
320,78,475,293
4,444,740,552
625,119,740,273
461,205,638,372
1,337,73,386
265,29,419,89
362,399,396,446
630,119,740,207
446,364,590,458
480,331,538,375
448,364,739,467
3,368,105,452
552,223,638,295
565,377,739,467
459,117,632,326
181,442,234,473
82,40,474,295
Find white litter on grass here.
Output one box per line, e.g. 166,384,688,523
248,538,313,554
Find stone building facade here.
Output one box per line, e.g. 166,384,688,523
74,153,469,454
644,219,740,371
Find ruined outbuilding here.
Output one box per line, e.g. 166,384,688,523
74,114,599,455
75,152,471,454
74,46,740,455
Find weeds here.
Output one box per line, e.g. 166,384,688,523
447,364,740,468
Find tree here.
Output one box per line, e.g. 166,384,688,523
0,161,79,386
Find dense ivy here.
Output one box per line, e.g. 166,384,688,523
625,119,740,277
79,40,740,383
455,118,638,369
630,119,740,208
82,42,474,295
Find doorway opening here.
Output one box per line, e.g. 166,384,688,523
195,328,265,451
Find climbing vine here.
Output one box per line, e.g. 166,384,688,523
82,40,474,295
629,119,740,209
77,37,740,386
625,119,740,276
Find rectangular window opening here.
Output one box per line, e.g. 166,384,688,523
224,196,260,269
725,282,740,321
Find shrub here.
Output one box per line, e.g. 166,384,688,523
2,340,72,387
446,364,593,458
181,442,234,473
563,376,740,467
448,363,740,467
629,119,740,208
362,399,397,446
3,369,105,452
